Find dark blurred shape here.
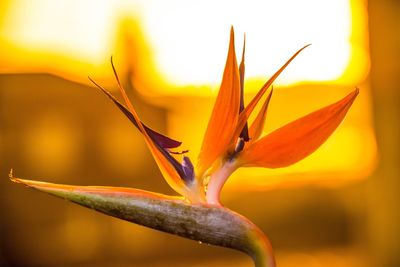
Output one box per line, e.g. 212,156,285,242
367,0,400,266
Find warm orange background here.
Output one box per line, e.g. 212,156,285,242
1,1,399,266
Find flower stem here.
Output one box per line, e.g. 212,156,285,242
245,222,276,267
206,160,237,205
12,177,275,267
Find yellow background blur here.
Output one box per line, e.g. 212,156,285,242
0,0,399,266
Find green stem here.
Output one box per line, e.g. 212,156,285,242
246,221,276,267
12,178,275,267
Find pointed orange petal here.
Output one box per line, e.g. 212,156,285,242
197,27,240,175
120,103,186,197
231,45,310,145
105,64,187,197
110,57,138,117
239,89,359,168
248,88,273,142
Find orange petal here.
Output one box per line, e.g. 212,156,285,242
239,89,359,168
197,27,240,175
231,45,310,146
105,64,188,197
248,88,273,142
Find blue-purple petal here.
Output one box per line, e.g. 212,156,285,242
182,156,195,182
91,78,182,149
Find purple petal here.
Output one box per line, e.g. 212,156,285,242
145,127,182,149
90,77,182,149
238,37,249,142
182,156,195,182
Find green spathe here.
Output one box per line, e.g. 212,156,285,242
11,177,274,267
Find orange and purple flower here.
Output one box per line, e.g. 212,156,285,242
11,27,358,267
89,27,357,205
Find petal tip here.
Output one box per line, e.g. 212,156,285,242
353,87,360,96
344,88,360,107
230,27,235,46
8,169,27,186
9,169,18,183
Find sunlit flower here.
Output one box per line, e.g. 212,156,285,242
90,26,358,205
11,27,358,267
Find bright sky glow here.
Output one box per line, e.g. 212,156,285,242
0,0,369,92
141,0,353,86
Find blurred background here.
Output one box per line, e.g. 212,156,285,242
0,0,398,266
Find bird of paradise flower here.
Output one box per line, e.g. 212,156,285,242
10,27,358,267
